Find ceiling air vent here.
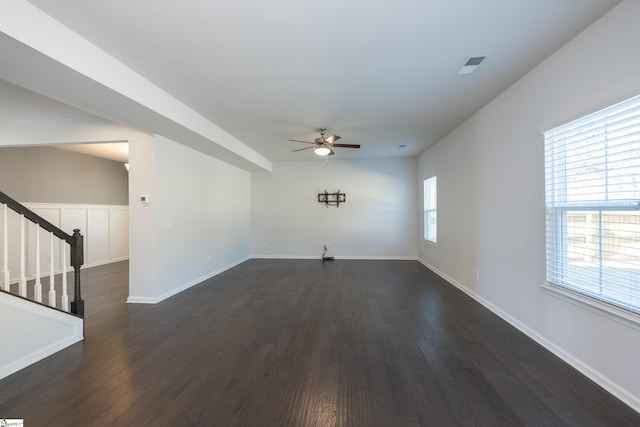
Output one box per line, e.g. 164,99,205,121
456,55,489,75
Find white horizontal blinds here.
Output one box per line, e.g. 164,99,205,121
424,176,437,243
544,94,640,312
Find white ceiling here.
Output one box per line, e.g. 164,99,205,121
0,78,91,122
57,142,129,163
1,0,622,164
0,79,129,162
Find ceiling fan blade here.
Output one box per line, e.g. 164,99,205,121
325,134,341,144
292,146,314,152
332,143,360,149
288,139,315,145
328,148,335,156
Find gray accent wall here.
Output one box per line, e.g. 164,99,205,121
0,146,128,205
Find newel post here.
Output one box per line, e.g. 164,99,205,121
70,229,85,316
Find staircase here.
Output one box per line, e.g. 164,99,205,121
0,190,85,379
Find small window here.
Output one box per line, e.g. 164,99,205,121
544,93,640,313
424,176,437,243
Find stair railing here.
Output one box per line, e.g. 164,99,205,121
0,190,84,316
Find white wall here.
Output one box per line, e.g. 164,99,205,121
251,158,417,259
127,133,158,303
128,135,251,303
0,290,83,380
418,0,640,411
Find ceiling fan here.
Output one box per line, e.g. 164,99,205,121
289,128,360,156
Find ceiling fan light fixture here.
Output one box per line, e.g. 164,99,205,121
314,146,331,156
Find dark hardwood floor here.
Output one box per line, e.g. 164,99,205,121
0,259,638,426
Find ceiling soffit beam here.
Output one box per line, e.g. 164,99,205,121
0,0,271,172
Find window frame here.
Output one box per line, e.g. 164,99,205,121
423,176,437,244
543,93,640,316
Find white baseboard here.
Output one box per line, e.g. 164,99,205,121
0,335,83,380
0,292,84,380
250,255,418,260
125,296,157,304
334,255,418,260
84,257,129,268
250,255,319,260
417,258,640,414
126,256,250,305
7,257,129,287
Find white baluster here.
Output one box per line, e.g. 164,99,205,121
19,214,27,297
48,231,56,307
61,246,68,312
34,225,42,303
2,204,9,291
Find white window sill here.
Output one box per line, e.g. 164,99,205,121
541,283,640,332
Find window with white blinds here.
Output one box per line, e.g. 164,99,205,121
544,93,640,313
424,176,437,243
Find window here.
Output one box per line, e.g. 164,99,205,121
544,94,640,313
424,176,437,243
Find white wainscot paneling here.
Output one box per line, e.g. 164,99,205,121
87,209,109,265
28,207,61,277
3,208,24,283
109,208,128,261
8,203,130,277
60,207,88,267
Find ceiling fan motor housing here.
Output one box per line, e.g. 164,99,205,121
289,128,359,155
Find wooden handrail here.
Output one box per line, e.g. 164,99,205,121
0,190,84,316
0,191,73,243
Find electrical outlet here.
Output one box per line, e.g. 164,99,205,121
322,243,335,262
